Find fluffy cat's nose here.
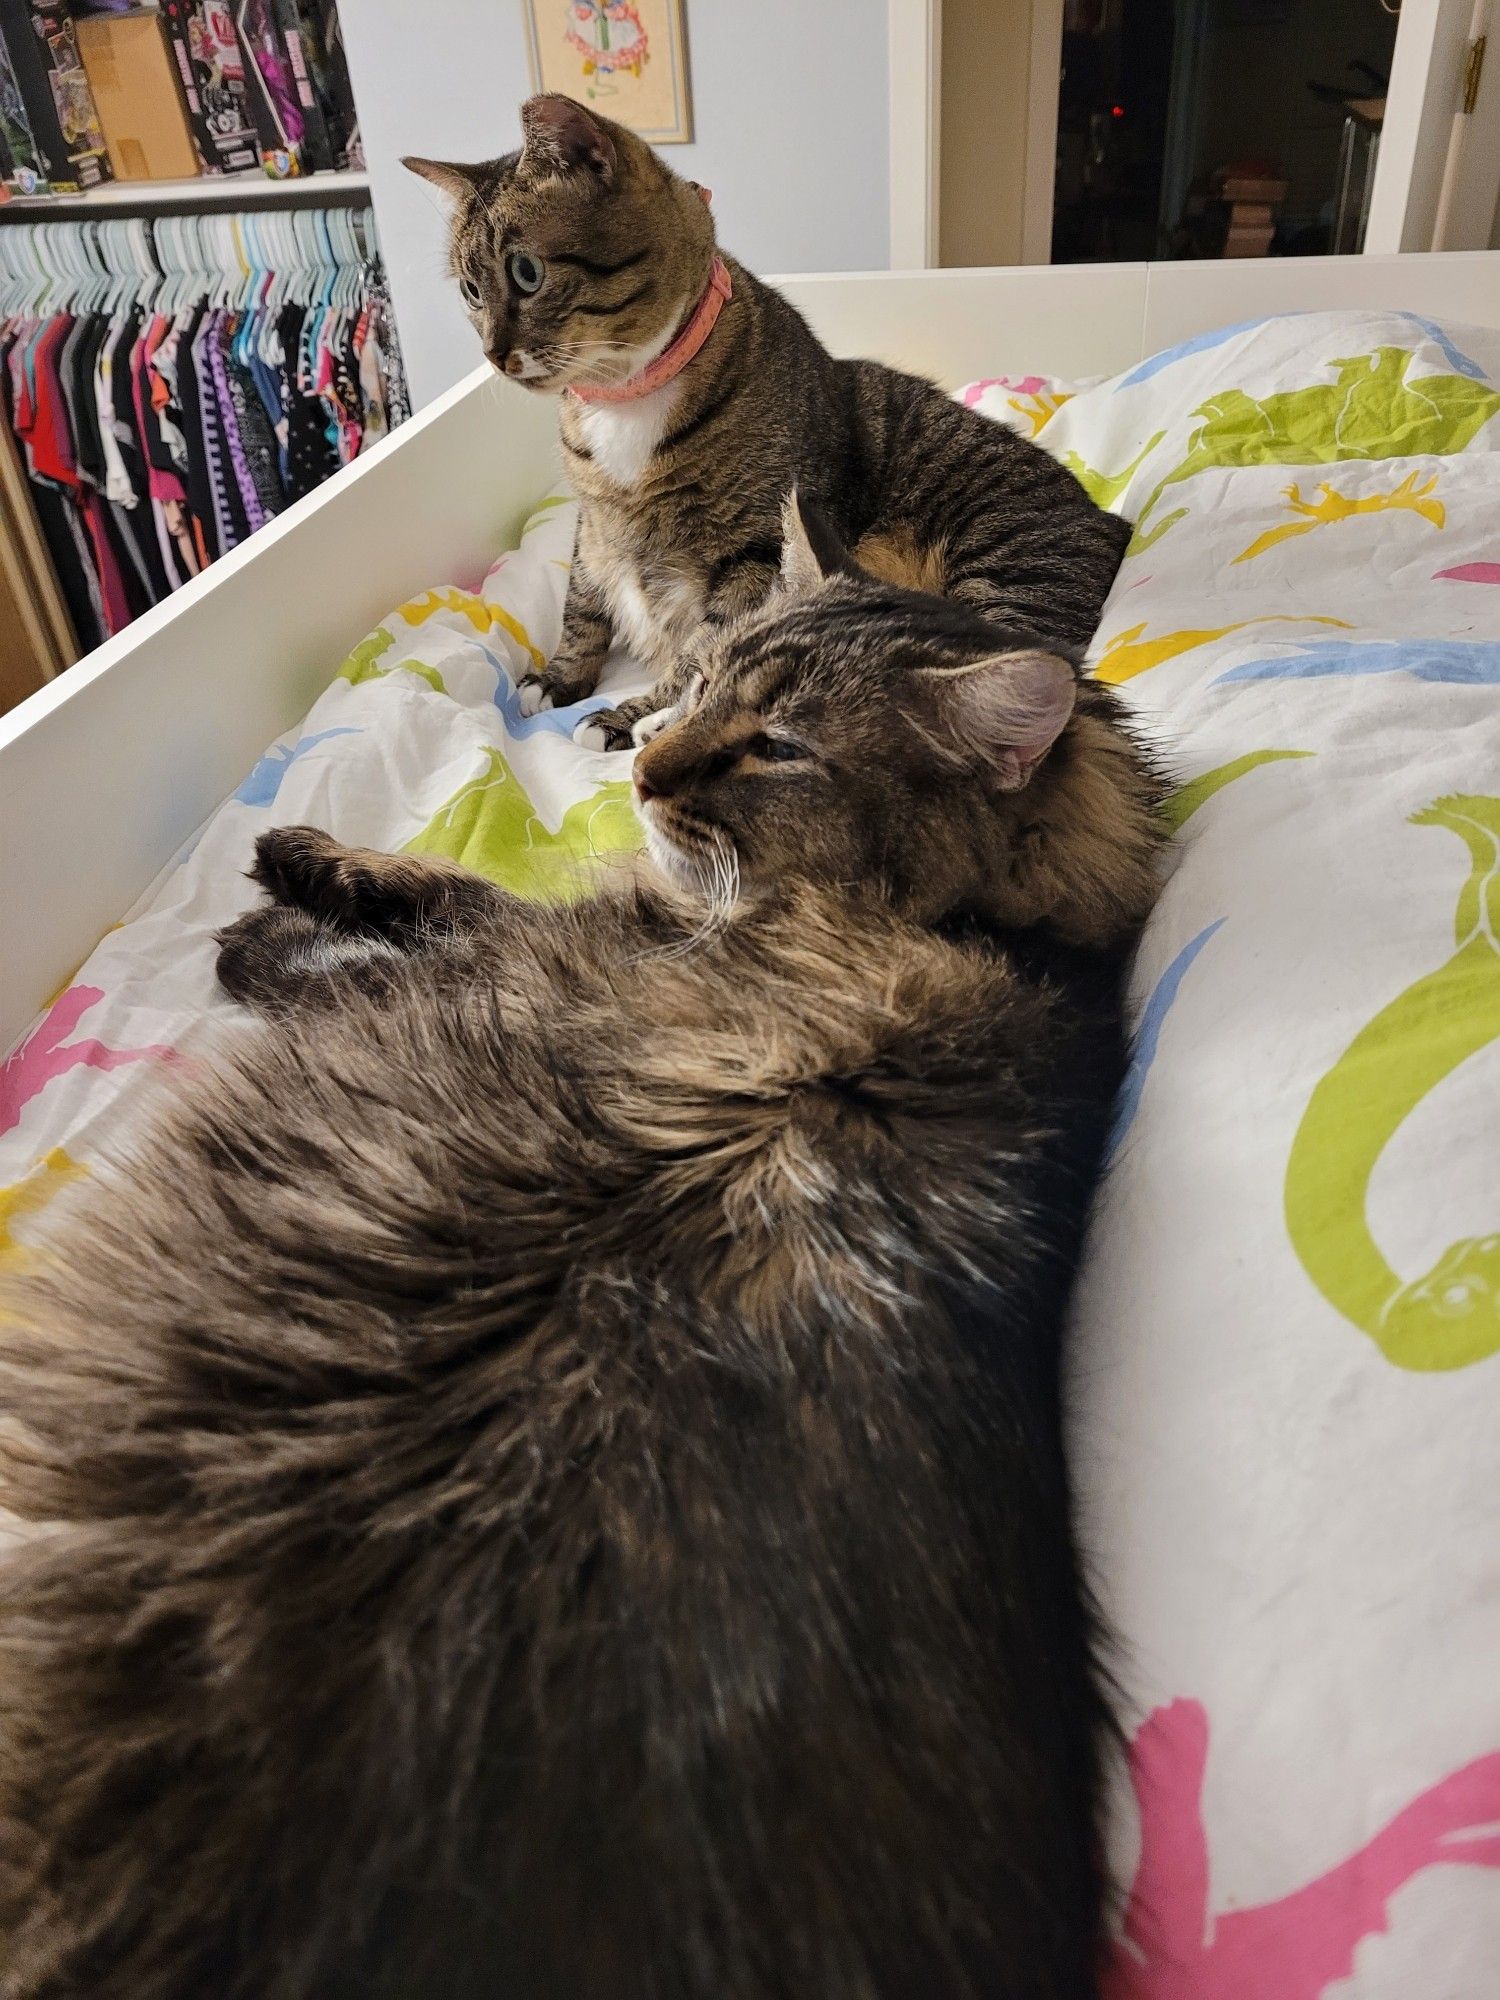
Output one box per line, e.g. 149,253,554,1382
502,353,526,377
633,768,657,803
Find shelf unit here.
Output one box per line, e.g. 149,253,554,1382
0,170,370,223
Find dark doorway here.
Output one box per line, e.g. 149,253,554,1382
1051,0,1400,262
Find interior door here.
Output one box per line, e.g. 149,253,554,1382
1365,0,1500,250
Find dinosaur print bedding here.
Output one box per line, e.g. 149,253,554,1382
4,308,1500,1997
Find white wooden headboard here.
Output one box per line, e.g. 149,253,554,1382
2,251,1497,1047
776,251,1500,388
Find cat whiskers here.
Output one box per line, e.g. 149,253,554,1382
550,338,662,387
639,822,740,961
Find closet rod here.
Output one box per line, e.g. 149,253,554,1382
0,171,372,225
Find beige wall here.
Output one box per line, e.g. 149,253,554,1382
940,0,1035,267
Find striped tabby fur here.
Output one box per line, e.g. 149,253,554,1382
0,509,1166,1999
407,95,1130,747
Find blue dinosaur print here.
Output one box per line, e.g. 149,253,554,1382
1105,919,1227,1166
1115,312,1486,393
1115,319,1280,389
233,728,362,807
1401,314,1488,382
1213,638,1500,688
472,641,617,739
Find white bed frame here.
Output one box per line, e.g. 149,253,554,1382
3,250,1498,1050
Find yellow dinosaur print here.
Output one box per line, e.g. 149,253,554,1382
1233,473,1446,566
0,1148,84,1270
1094,614,1353,686
393,589,545,672
1009,389,1073,438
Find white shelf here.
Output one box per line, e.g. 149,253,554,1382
0,169,370,220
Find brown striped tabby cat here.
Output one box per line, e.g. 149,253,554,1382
406,95,1129,749
0,503,1165,2000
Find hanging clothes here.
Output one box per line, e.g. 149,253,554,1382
0,205,409,651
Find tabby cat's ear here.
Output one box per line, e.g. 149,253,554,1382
402,155,494,203
521,94,616,181
779,490,857,595
924,649,1077,792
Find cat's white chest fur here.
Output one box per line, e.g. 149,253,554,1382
611,563,702,661
573,381,683,488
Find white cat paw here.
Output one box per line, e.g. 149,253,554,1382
573,717,616,752
517,677,553,717
630,706,678,748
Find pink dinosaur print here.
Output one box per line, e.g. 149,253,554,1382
959,373,1049,407
1436,561,1500,584
1107,1699,1500,2000
0,986,179,1139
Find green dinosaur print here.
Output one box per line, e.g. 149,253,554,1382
1135,348,1500,546
521,493,573,537
337,628,396,681
405,748,641,901
1060,430,1165,511
1285,795,1500,1372
339,630,450,698
1126,508,1187,557
1162,749,1313,835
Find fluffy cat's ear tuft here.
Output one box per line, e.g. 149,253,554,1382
779,490,857,595
402,155,494,202
521,94,616,181
924,648,1077,791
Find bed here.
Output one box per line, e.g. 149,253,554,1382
3,250,1500,1999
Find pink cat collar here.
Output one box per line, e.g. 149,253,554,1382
568,256,733,406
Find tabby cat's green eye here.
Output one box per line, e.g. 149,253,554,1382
508,251,545,295
458,274,482,312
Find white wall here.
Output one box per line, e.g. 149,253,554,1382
340,1,891,409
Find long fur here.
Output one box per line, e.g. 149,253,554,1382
0,557,1166,2000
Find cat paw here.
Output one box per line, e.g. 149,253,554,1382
250,824,349,912
573,709,636,753
630,705,678,747
250,826,397,933
516,674,554,717
215,903,324,1011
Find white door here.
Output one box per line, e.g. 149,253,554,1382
1366,0,1500,251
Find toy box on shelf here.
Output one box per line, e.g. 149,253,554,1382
0,0,111,193
160,0,262,175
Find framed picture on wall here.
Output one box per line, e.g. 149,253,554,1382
522,0,692,144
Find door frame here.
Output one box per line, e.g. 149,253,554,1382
1020,0,1064,262
888,0,943,266
889,0,1065,268
1366,0,1500,251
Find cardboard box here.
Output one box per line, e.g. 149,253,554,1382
160,0,262,175
77,10,200,181
0,0,112,190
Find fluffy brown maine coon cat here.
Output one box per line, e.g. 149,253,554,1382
406,95,1131,749
0,504,1165,2000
